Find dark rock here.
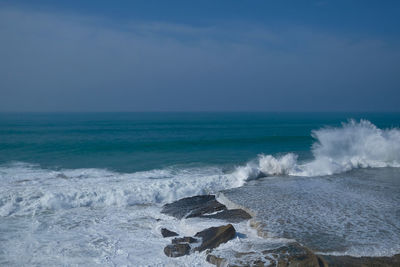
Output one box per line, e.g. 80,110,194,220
194,224,236,252
206,245,400,267
200,209,252,222
163,243,191,257
206,242,324,267
262,243,322,267
172,236,198,244
161,228,178,237
207,251,272,267
206,254,227,266
161,195,227,219
320,254,400,267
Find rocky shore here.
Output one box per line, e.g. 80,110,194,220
159,194,400,266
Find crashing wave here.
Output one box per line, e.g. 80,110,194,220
233,119,400,180
1,120,399,215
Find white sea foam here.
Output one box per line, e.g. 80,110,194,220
1,120,399,217
233,120,400,179
0,163,243,217
1,119,400,265
0,161,256,266
0,163,242,265
223,167,400,257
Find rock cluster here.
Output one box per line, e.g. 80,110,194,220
161,194,251,222
159,194,400,266
160,194,251,258
162,224,236,257
206,242,324,267
207,246,400,267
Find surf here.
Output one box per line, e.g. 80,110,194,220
234,119,400,180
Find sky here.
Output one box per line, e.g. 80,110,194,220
0,0,399,112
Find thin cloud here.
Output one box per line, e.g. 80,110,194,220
0,6,399,112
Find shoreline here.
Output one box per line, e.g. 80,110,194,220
159,193,400,266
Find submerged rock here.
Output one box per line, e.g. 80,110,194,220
161,195,227,219
163,243,191,257
161,228,178,237
200,209,252,222
194,224,236,252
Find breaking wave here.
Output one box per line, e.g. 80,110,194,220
0,163,247,216
235,119,400,179
1,120,399,216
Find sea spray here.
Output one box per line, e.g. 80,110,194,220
0,163,243,216
2,120,400,216
1,118,400,265
234,119,400,179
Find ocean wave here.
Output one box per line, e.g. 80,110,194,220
0,163,246,216
234,119,400,179
1,120,399,216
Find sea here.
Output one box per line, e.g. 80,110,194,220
0,112,399,266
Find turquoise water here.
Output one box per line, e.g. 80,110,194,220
1,112,400,265
1,112,399,172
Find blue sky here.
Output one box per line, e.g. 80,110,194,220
1,0,399,111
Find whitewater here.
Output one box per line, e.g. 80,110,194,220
237,119,400,179
1,118,400,266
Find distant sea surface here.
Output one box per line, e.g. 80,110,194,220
1,112,400,171
1,112,399,266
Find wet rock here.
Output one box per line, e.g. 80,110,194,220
172,236,198,244
161,228,178,237
162,224,236,258
206,243,400,267
206,242,324,267
200,209,252,222
206,254,227,266
262,243,322,267
194,224,236,252
163,243,191,257
249,220,269,238
207,251,273,267
161,195,227,219
320,254,400,267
